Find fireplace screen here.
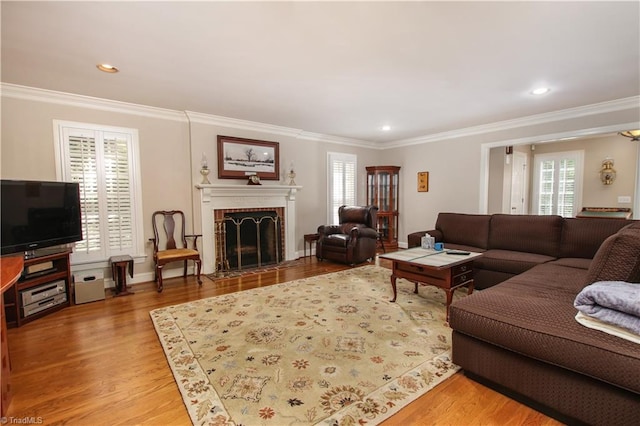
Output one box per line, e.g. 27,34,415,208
216,211,282,270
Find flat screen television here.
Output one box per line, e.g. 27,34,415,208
1,179,83,256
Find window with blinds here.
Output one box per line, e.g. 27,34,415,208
54,121,143,264
327,152,357,224
532,150,583,217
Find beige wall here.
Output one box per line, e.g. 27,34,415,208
530,135,637,208
379,137,484,242
1,96,193,279
2,88,638,281
187,119,379,246
0,93,378,281
487,147,507,214
382,106,639,241
488,134,638,214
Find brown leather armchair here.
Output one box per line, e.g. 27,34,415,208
316,205,379,266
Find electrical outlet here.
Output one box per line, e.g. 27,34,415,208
618,196,632,204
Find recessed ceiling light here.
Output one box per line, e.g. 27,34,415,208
382,125,391,131
96,63,119,73
531,87,550,95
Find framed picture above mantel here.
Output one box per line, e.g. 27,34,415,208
217,135,280,180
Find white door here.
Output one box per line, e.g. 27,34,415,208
510,152,528,214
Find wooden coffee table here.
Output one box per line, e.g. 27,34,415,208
380,247,482,321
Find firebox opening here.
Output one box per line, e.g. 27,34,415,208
224,211,282,270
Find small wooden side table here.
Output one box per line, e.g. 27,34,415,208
303,233,320,258
110,255,134,297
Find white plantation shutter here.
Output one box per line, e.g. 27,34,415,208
533,151,583,218
103,134,134,251
55,121,143,264
67,133,101,254
328,152,357,224
558,158,577,217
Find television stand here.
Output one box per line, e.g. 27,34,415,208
3,249,72,328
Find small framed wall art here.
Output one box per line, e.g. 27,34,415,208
217,135,280,180
417,171,429,192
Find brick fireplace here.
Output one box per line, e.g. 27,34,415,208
196,184,301,274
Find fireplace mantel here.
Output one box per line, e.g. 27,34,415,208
196,183,302,200
196,184,302,274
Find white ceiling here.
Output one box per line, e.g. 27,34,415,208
2,1,639,144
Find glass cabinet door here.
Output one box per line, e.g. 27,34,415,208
365,166,400,250
367,173,375,205
380,172,389,211
379,216,389,239
392,173,399,212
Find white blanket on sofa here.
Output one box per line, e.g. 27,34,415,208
575,312,640,344
574,281,640,342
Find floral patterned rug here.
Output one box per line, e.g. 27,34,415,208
150,265,460,425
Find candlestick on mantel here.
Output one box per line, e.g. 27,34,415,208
287,162,296,185
200,153,211,184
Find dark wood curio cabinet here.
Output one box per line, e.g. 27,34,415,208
366,166,400,251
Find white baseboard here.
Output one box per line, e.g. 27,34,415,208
109,266,197,289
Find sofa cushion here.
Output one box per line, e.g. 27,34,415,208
338,205,377,228
488,214,563,257
322,234,349,248
472,269,517,290
435,213,490,249
549,257,591,270
439,243,486,253
450,263,640,395
474,249,556,275
560,218,633,259
584,226,640,285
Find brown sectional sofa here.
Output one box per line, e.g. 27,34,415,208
408,212,632,289
408,213,640,425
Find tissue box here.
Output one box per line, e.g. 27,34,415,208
421,235,435,249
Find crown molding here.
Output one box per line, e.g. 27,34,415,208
185,110,302,137
480,122,640,149
1,83,187,122
0,83,376,147
185,111,376,148
384,96,640,149
296,130,376,148
2,83,637,150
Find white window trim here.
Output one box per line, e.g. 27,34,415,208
327,152,357,224
532,150,584,217
53,120,146,266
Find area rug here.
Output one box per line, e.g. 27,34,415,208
150,265,460,425
206,258,309,281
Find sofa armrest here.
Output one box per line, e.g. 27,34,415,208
430,229,444,242
352,227,378,240
407,229,442,247
407,231,425,248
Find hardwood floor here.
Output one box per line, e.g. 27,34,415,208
5,257,561,425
